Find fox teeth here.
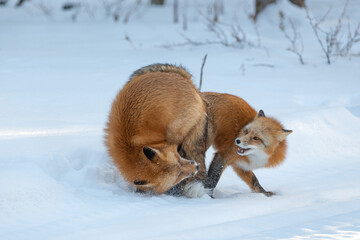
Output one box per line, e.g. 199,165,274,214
238,147,251,154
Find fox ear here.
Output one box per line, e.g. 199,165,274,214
277,129,292,141
257,110,265,118
143,147,157,161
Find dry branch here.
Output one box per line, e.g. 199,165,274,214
279,11,304,64
199,54,207,91
305,0,359,64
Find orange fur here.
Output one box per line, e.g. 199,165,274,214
203,92,292,196
105,64,207,195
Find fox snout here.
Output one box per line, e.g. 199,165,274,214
235,137,255,156
235,138,248,146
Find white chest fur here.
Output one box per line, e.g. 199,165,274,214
236,150,269,171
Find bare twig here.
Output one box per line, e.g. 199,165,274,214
254,24,262,48
173,0,178,23
99,0,143,23
305,6,330,64
29,0,52,15
161,12,261,51
183,0,188,30
199,54,208,91
317,6,332,24
305,0,359,64
339,21,360,57
252,63,275,68
16,0,27,7
240,63,246,76
125,34,136,49
279,11,304,64
123,0,141,23
206,0,224,24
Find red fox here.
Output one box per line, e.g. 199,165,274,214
203,92,292,197
105,64,208,196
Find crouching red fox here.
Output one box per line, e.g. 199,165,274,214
105,64,208,197
203,92,292,197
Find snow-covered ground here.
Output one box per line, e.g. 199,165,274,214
1,0,360,239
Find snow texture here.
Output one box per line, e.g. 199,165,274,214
1,0,360,239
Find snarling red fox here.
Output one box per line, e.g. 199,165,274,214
105,64,208,197
203,92,292,197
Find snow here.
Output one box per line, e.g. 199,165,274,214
1,0,360,239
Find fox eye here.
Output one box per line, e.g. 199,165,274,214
243,129,248,134
253,137,260,141
134,180,147,185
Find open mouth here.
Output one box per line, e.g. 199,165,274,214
237,147,251,155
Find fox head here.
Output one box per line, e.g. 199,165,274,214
131,144,198,195
235,110,292,168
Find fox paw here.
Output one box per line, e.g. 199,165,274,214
183,181,206,198
264,191,275,197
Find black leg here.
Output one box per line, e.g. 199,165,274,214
204,153,226,197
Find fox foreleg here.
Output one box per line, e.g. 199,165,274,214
233,167,274,197
205,153,226,198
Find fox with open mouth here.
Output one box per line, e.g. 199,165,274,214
234,111,292,172
203,92,292,197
